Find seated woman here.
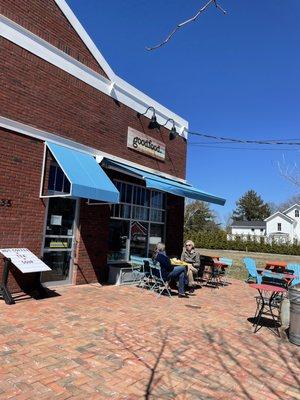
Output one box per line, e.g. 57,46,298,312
153,243,188,297
181,240,201,291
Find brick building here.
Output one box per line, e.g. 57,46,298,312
0,0,225,293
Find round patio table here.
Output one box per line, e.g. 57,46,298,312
249,283,286,336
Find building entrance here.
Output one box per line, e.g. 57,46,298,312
41,198,78,285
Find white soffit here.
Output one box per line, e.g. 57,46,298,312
0,5,188,137
0,116,187,184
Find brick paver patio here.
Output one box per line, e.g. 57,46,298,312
0,279,299,399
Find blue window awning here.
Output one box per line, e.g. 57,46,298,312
46,143,119,203
104,160,225,206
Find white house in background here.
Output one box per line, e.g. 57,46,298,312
264,204,300,243
231,220,266,236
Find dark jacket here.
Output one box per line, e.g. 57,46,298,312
155,252,174,280
180,249,200,268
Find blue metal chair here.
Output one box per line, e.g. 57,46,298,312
243,257,262,284
287,263,300,287
219,257,233,267
219,257,233,284
130,256,151,288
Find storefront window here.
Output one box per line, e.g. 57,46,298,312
108,180,166,262
107,220,130,262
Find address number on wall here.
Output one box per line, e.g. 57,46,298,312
0,199,12,207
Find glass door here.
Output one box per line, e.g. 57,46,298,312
41,198,77,284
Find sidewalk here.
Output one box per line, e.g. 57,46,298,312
0,280,299,399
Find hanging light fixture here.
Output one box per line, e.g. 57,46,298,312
137,106,160,130
162,118,178,140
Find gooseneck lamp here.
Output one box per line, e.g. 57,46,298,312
162,118,178,140
137,106,161,130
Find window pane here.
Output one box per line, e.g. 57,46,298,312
45,198,76,235
108,220,129,261
55,167,64,192
63,176,71,193
150,209,165,222
48,165,56,190
130,221,148,257
149,224,164,257
151,191,164,209
132,206,149,221
125,184,132,203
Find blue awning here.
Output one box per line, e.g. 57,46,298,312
104,160,225,206
46,143,119,203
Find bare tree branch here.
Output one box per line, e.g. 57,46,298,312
278,155,300,187
146,0,227,51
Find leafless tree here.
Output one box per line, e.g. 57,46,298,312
278,155,300,188
146,0,227,51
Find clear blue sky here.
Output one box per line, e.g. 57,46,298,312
68,0,300,224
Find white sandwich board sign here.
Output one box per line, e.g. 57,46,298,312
0,248,51,273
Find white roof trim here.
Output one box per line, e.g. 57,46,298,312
282,203,300,215
54,0,116,81
264,211,294,223
0,116,187,184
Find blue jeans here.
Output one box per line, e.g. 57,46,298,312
167,266,187,295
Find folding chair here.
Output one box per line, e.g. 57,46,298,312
130,256,151,289
149,263,172,298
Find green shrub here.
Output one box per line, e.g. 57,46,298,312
185,230,300,256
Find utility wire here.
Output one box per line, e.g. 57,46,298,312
188,143,300,151
188,130,300,146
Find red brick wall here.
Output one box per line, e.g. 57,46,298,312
75,200,111,284
0,0,106,76
0,128,46,292
1,38,187,179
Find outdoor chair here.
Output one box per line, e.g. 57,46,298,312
200,256,223,288
219,257,233,284
130,256,152,288
243,258,262,284
262,271,288,289
287,263,300,287
149,263,172,298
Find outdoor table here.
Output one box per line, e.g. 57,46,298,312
207,255,220,260
249,283,287,336
265,261,287,271
262,271,296,288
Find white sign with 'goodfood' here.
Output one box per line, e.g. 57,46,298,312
0,248,51,273
127,127,166,161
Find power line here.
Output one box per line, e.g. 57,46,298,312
188,143,300,151
188,130,300,146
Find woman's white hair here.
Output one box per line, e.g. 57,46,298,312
185,240,195,249
156,242,165,252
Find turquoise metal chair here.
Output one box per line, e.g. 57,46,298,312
243,257,262,284
287,263,300,287
219,257,233,267
219,257,233,284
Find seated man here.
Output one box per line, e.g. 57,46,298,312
153,243,188,298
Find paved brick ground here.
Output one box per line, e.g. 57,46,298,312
0,280,299,399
